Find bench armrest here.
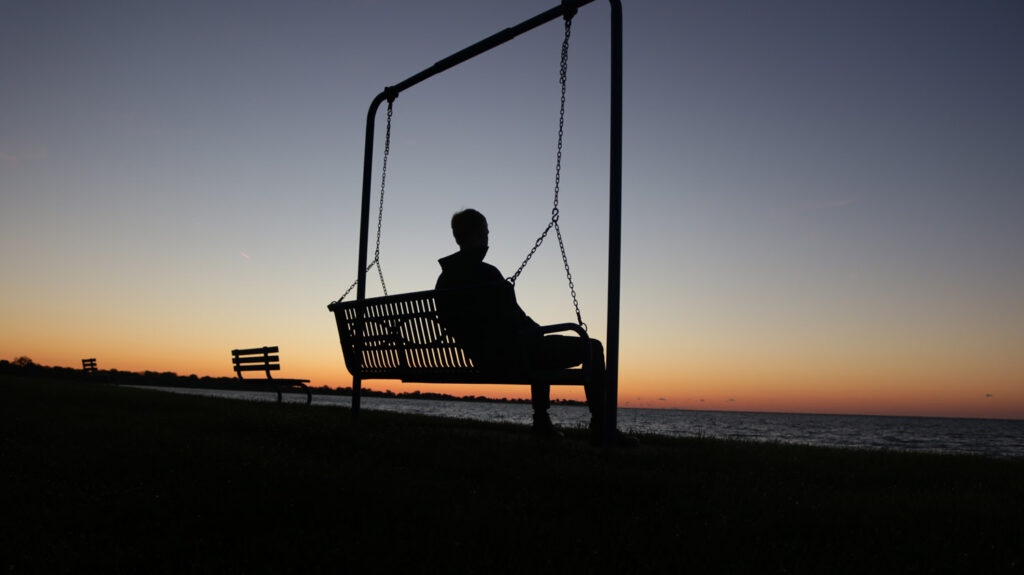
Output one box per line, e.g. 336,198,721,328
536,322,589,340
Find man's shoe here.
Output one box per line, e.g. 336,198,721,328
589,421,639,448
532,412,564,439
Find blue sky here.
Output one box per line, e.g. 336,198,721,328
2,1,1022,417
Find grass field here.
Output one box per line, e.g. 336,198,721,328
3,375,1022,573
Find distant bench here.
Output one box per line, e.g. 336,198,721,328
82,358,97,373
231,346,311,404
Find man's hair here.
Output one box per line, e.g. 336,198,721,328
451,209,487,246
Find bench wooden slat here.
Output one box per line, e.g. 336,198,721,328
232,356,281,365
234,364,282,372
407,301,428,368
420,299,447,369
233,346,279,356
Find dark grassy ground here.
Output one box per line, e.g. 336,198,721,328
3,375,1022,573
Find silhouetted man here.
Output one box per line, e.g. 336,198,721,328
436,208,635,446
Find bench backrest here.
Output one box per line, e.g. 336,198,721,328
82,358,97,372
328,289,482,381
232,346,282,379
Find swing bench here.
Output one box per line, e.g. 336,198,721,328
328,288,592,385
328,0,623,440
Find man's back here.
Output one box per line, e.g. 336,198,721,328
435,249,538,370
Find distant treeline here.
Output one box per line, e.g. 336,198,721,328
0,357,584,406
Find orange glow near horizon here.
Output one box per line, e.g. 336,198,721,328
8,338,1022,421
8,251,1018,421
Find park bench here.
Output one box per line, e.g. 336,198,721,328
327,288,593,392
82,358,97,373
231,346,312,404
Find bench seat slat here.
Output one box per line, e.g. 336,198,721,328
234,364,282,371
359,369,587,386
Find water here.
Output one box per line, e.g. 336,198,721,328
137,386,1024,459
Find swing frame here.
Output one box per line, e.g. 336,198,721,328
347,0,623,444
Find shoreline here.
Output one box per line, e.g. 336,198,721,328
4,359,1020,421
144,383,1024,460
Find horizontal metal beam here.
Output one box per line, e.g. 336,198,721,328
386,0,596,101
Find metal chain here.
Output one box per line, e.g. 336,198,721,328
508,19,570,285
334,99,394,303
373,101,393,297
507,16,585,329
555,209,585,330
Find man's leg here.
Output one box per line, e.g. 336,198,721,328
583,339,606,423
530,383,551,412
531,336,636,446
531,383,558,436
530,335,606,420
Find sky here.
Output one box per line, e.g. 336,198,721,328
2,0,1022,419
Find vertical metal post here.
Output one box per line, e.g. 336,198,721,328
603,0,622,446
354,92,389,418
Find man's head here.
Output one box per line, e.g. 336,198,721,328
451,209,488,249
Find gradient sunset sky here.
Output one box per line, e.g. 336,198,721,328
2,0,1022,419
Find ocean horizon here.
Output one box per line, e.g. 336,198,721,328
137,386,1024,459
